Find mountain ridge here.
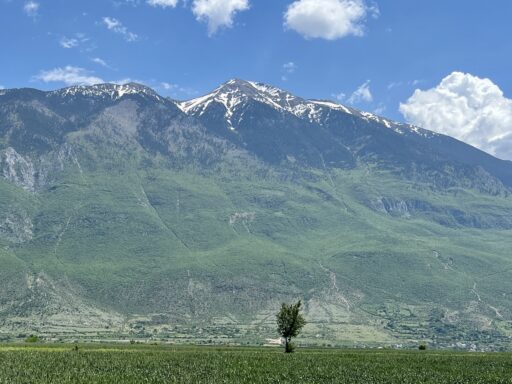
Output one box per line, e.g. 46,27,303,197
177,78,420,133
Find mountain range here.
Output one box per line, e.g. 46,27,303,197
1,79,512,349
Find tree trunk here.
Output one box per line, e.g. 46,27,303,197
285,337,293,353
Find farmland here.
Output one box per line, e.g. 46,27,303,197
1,344,512,383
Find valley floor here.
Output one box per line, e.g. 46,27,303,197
1,344,512,383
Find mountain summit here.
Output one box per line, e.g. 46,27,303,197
179,79,327,121
179,78,384,126
0,80,512,348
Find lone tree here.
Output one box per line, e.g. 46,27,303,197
276,300,306,353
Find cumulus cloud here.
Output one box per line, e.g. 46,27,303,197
347,80,372,104
102,17,139,42
400,72,512,160
192,0,250,36
147,0,178,7
23,1,39,17
284,0,378,40
35,66,104,86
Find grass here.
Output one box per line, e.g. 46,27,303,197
1,345,512,383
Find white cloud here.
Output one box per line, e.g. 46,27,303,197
91,57,110,68
175,86,198,97
158,82,197,98
147,0,178,7
387,81,402,90
23,1,39,17
347,80,372,104
35,66,104,86
281,62,298,81
192,0,250,36
161,82,177,90
400,72,512,160
0,85,4,90
110,78,143,85
283,62,297,74
388,79,422,90
102,17,138,42
284,0,378,40
59,34,89,49
332,92,346,101
60,37,79,49
374,103,386,115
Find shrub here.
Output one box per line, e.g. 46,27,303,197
25,335,39,343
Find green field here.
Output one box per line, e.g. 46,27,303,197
1,345,512,383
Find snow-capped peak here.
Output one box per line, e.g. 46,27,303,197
48,82,165,102
178,79,291,114
177,79,355,128
177,79,437,138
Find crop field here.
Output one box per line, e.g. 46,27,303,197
1,345,512,383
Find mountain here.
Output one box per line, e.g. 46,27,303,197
1,80,512,349
179,79,512,192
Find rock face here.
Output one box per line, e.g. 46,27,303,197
1,147,36,191
0,210,33,243
0,81,512,348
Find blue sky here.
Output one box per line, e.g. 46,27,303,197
2,0,512,158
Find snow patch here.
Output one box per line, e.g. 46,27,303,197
49,83,165,103
310,100,352,115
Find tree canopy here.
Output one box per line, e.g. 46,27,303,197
276,300,306,353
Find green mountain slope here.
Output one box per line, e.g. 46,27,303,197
0,82,511,348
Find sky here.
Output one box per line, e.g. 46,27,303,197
1,0,512,159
